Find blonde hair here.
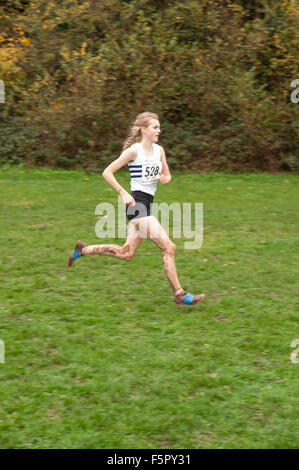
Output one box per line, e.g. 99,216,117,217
122,112,159,151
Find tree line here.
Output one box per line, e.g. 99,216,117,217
0,0,298,171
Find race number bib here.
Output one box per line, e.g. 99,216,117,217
141,159,161,185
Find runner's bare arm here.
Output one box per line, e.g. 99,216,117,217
102,147,137,195
159,147,172,184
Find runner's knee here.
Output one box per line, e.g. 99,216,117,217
163,241,176,256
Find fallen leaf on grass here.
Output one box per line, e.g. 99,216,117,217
224,385,234,390
159,440,173,448
187,395,196,400
215,315,228,322
252,411,263,423
48,408,58,419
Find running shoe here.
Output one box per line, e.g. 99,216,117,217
68,240,87,267
174,291,205,305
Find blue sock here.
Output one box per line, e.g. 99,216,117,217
72,249,81,259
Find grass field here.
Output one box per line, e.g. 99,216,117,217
0,167,298,449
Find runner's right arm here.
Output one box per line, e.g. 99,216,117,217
102,147,137,206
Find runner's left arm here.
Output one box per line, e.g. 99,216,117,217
159,147,171,184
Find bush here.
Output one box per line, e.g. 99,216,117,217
0,0,298,171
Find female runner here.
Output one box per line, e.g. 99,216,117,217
68,112,205,305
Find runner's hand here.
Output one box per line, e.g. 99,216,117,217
159,172,171,184
120,190,136,206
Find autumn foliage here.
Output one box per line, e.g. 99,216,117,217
0,0,298,171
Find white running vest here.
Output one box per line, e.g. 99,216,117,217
128,142,162,196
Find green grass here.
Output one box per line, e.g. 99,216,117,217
0,166,298,449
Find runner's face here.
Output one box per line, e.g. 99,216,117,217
142,119,161,143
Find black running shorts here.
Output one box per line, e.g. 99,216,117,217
126,190,154,222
